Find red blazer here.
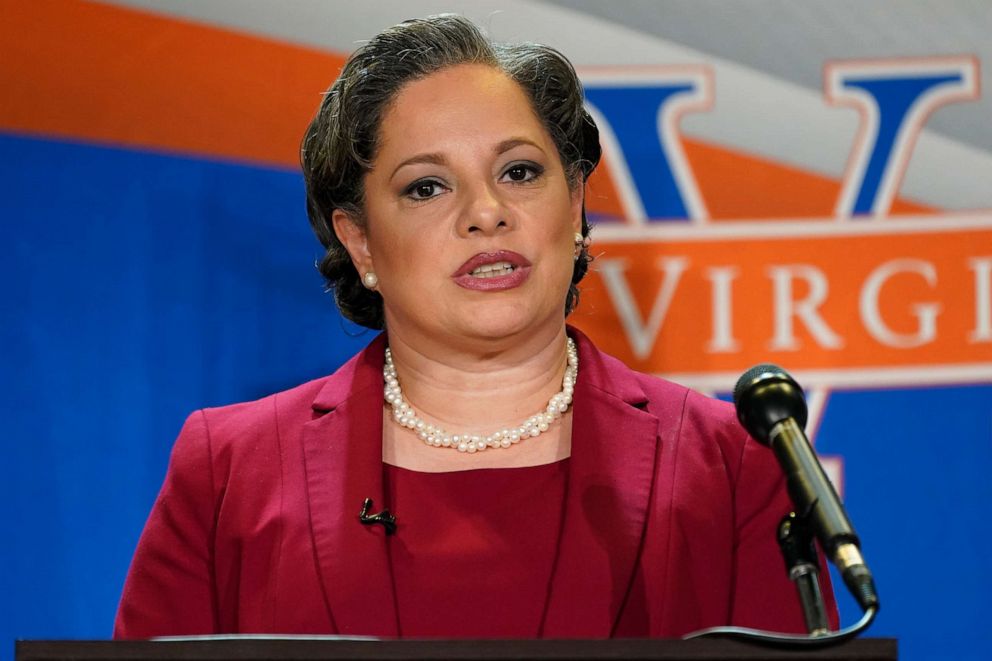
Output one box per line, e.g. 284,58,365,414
115,328,837,638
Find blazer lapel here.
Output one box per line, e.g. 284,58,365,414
301,335,400,636
541,329,661,637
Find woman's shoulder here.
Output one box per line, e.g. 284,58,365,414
197,335,387,438
634,371,747,454
159,375,332,488
573,328,740,433
196,374,329,436
573,330,754,475
157,343,383,505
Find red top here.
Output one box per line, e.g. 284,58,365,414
383,460,569,637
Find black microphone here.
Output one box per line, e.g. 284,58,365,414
359,498,397,535
733,364,879,613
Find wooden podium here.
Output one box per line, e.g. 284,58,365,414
17,637,897,660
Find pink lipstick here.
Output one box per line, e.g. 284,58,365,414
452,250,532,291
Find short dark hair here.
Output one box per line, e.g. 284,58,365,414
301,14,601,329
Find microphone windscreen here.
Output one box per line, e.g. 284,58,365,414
733,364,808,443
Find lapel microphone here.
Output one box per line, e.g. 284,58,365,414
359,497,397,535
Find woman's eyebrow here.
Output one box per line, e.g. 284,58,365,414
390,152,446,181
495,137,542,155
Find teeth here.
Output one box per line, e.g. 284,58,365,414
469,261,515,278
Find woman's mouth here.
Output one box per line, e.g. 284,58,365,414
453,251,531,291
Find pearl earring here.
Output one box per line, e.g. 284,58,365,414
574,232,587,260
362,272,379,289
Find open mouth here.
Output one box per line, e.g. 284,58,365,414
453,250,531,291
469,261,517,278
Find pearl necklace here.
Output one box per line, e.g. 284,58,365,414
383,337,578,453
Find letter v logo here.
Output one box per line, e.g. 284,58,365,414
826,57,979,218
597,257,690,359
583,68,713,223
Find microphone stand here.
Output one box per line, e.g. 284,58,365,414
777,511,830,636
684,364,880,647
686,504,883,647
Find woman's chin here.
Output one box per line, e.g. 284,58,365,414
449,305,562,343
386,295,566,346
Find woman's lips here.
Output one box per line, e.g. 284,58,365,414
452,250,532,291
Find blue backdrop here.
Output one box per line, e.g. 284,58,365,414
1,133,372,652
3,131,991,660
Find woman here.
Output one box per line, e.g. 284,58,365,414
115,15,836,638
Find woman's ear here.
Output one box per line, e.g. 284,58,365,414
570,184,585,235
332,210,373,275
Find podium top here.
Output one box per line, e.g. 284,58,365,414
17,637,896,661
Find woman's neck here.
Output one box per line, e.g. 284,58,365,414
383,325,571,435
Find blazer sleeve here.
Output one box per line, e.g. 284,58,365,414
729,428,840,631
114,411,219,638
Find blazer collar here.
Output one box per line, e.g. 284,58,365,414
302,333,400,636
301,328,660,638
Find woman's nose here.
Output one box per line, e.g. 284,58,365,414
457,182,510,236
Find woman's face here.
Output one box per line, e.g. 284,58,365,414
337,63,582,348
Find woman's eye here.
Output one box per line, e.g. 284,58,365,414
405,179,445,200
502,163,542,183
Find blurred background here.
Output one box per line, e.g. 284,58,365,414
2,2,990,660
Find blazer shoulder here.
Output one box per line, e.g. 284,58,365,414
171,337,383,493
634,370,752,475
196,374,330,447
630,368,737,425
573,330,750,467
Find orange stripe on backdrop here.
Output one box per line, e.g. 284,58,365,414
0,0,345,168
585,137,931,222
571,226,991,375
0,1,939,217
683,138,933,219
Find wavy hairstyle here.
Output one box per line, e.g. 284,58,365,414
301,14,602,329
